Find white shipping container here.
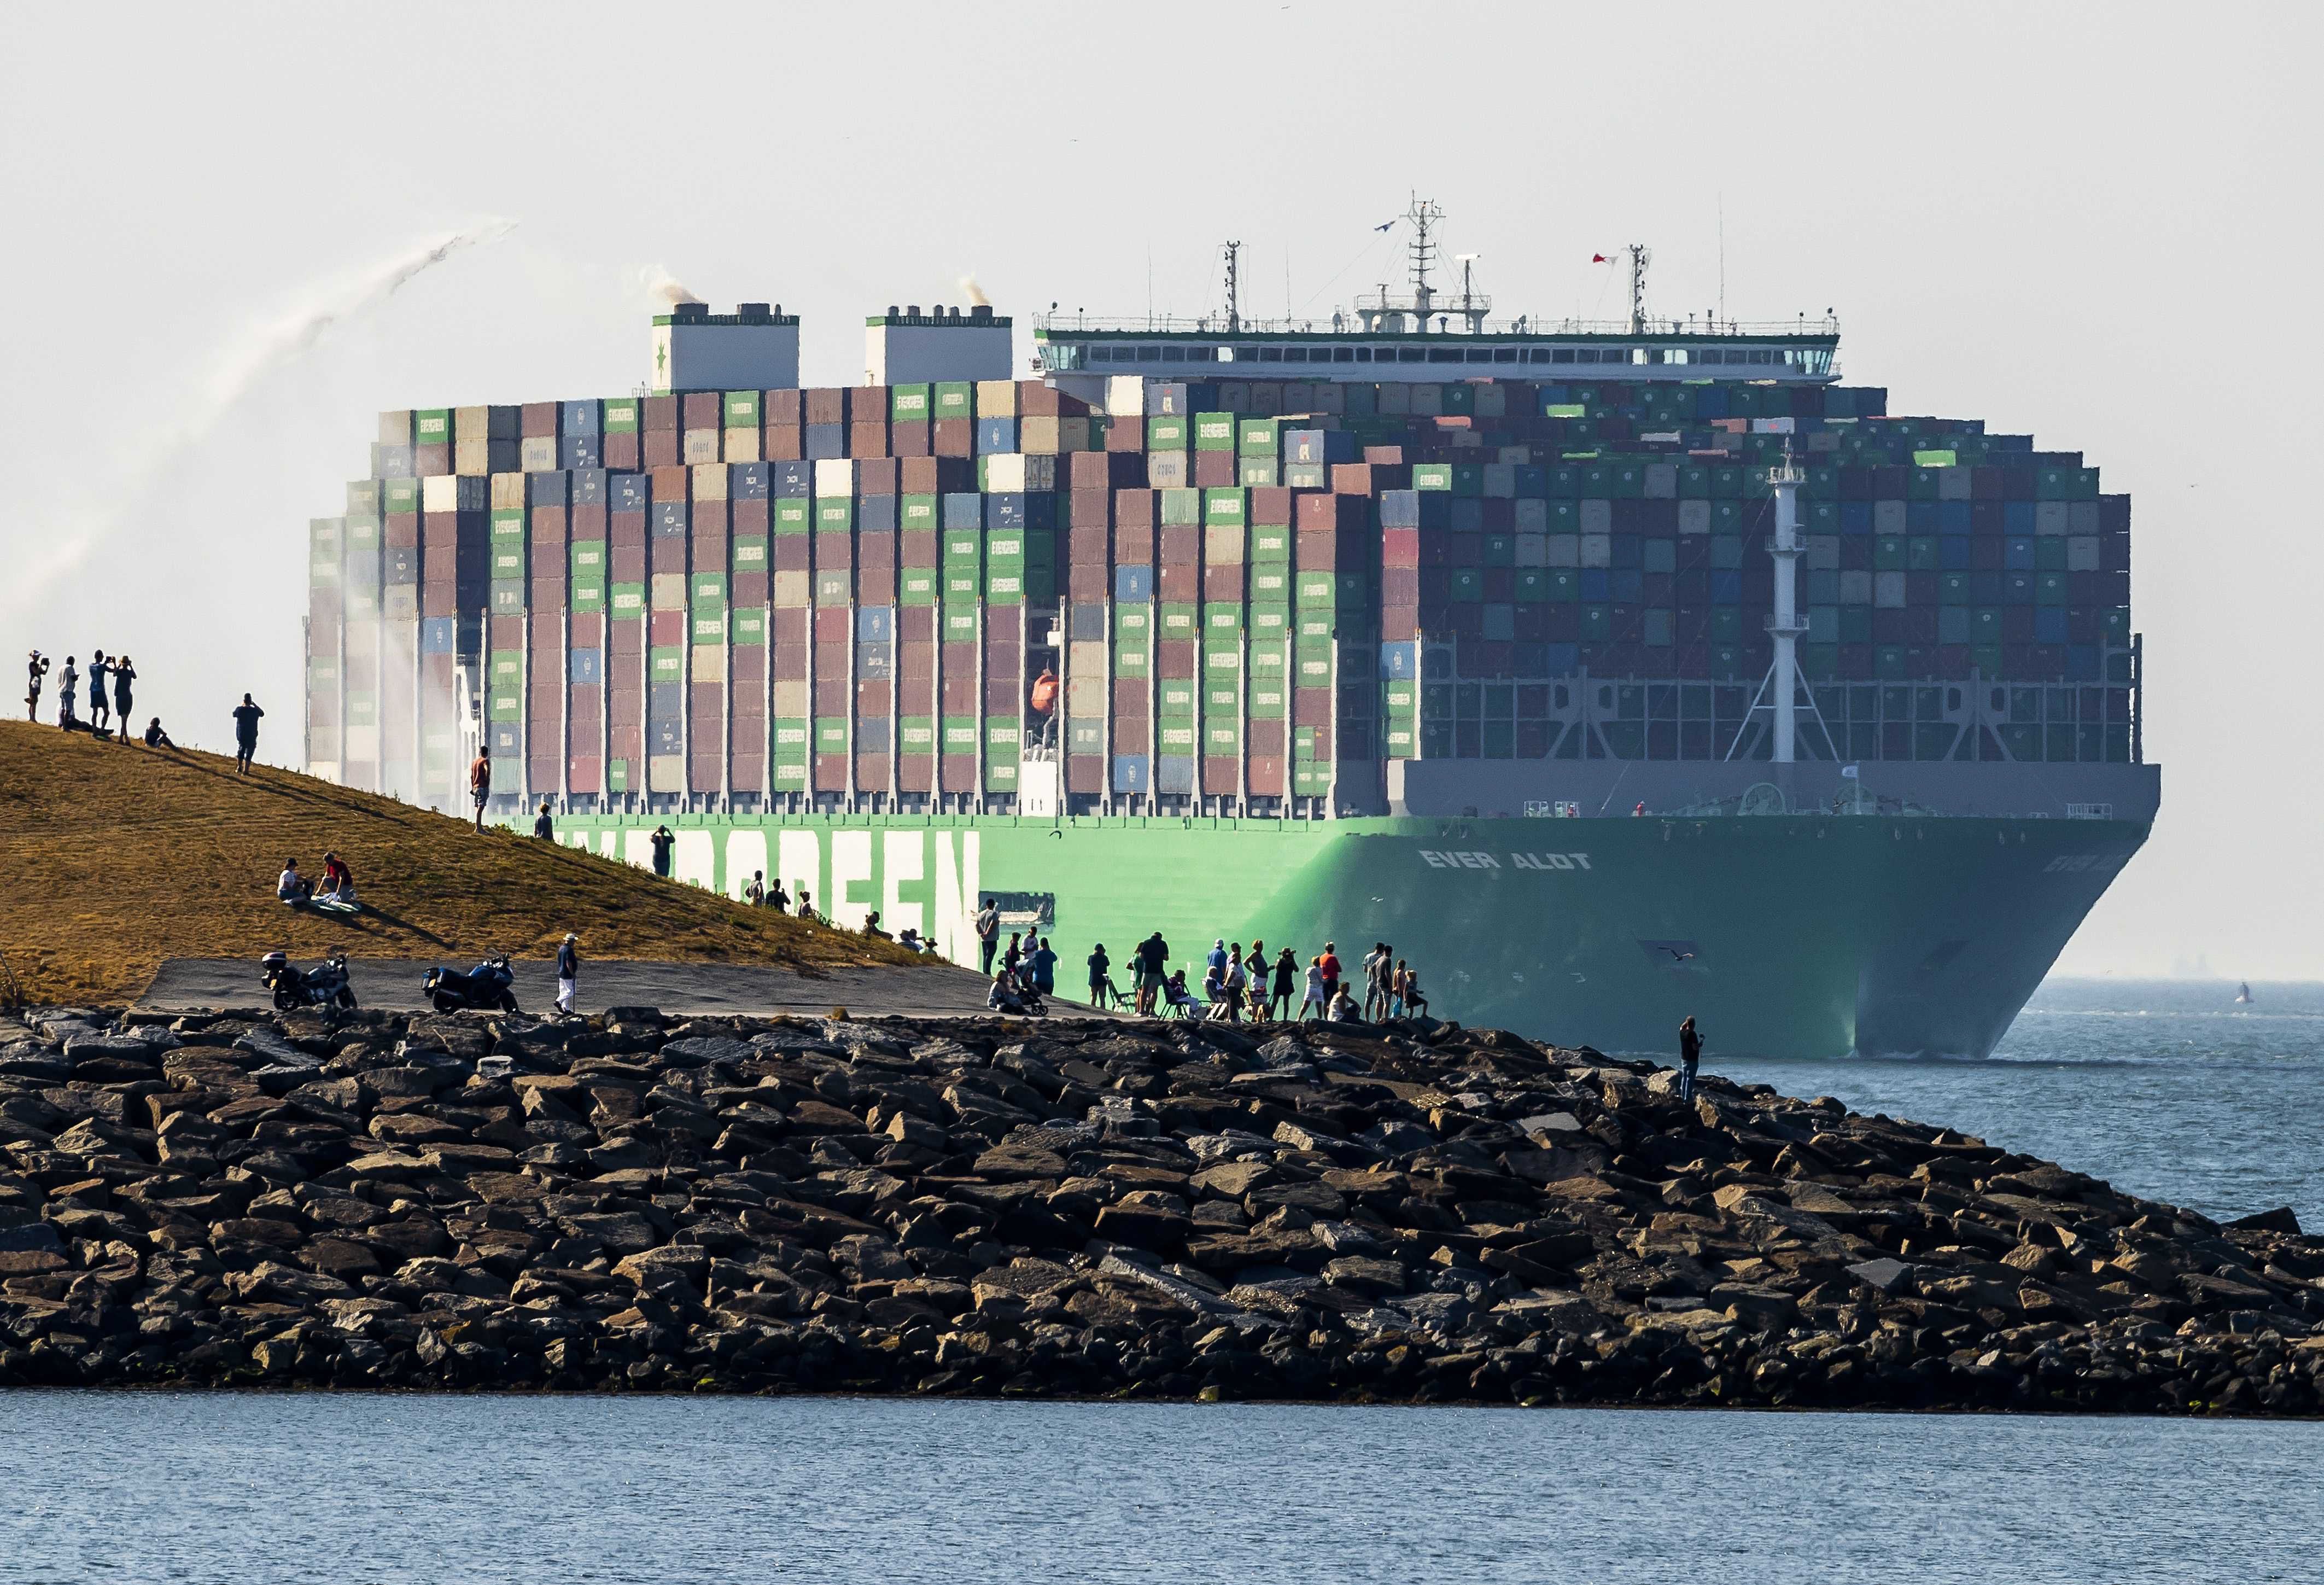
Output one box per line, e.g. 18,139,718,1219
1105,375,1148,417
1513,498,1549,533
1873,499,1907,535
1678,499,1712,534
1579,499,1613,534
814,458,856,499
2067,536,2101,572
454,437,490,477
1873,570,1907,608
982,453,1027,495
692,462,728,502
423,474,461,514
520,437,558,474
1643,463,1678,499
651,572,687,610
1840,570,1873,605
1148,450,1190,488
723,427,761,463
649,754,686,791
2036,502,2070,537
1544,534,1580,568
1807,535,1841,571
773,679,809,715
1937,466,1972,502
773,570,810,606
682,429,721,465
1513,533,1546,568
1580,533,1611,568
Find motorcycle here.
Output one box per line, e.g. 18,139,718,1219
261,950,357,1011
422,952,519,1013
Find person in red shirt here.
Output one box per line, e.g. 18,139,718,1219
1318,941,1341,1004
1028,666,1059,749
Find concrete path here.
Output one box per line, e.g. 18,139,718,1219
138,956,1108,1019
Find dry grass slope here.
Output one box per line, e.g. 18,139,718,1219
0,720,916,1005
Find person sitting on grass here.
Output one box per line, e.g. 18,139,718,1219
143,716,174,748
316,851,358,908
276,858,312,906
863,909,892,941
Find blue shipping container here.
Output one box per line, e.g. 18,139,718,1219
561,399,600,436
857,494,898,533
652,502,687,537
611,474,649,513
1111,754,1151,794
856,605,896,642
571,468,607,507
570,647,603,685
803,424,845,459
943,492,983,529
975,417,1017,455
730,462,769,501
558,436,602,471
1114,564,1154,602
529,470,568,507
772,461,813,498
1153,755,1195,795
421,617,455,654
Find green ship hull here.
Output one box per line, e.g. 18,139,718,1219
537,809,2149,1059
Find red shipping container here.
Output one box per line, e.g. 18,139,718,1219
814,532,853,569
1111,716,1150,755
900,639,936,679
1156,640,1197,675
1202,565,1245,602
899,529,939,568
813,606,852,643
1114,522,1154,566
941,753,976,792
803,388,845,426
1068,564,1111,602
488,615,524,650
1105,419,1145,454
1193,451,1236,488
763,424,802,461
603,433,641,470
648,610,685,646
571,503,608,539
898,607,937,644
690,681,723,713
608,511,646,546
731,753,766,788
772,608,809,646
643,431,680,469
567,755,603,793
1246,755,1286,797
1250,487,1293,527
680,392,719,430
813,753,848,792
1381,609,1420,642
814,674,849,712
731,499,769,534
932,418,973,457
855,751,891,788
1202,754,1239,790
1113,678,1149,715
645,397,681,433
692,500,728,536
766,389,802,426
897,753,935,793
772,535,809,572
1068,525,1109,564
906,456,976,494
1248,719,1286,757
857,534,897,574
1158,524,1199,562
857,678,892,715
1069,489,1110,529
569,612,604,647
984,674,1019,713
1381,527,1421,568
1113,489,1157,530
814,647,849,683
942,672,977,713
526,754,560,786
890,421,931,458
530,505,568,543
733,570,769,604
1067,755,1102,795
857,458,898,496
650,538,686,576
1156,562,1198,602
1294,686,1332,721
731,647,767,683
421,584,457,617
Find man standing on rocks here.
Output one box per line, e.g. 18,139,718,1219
1319,941,1342,1006
1678,1015,1703,1102
976,898,1000,975
1362,942,1391,1019
1134,930,1169,1016
231,692,264,772
556,933,580,1015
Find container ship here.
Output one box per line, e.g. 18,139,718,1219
301,207,2156,1057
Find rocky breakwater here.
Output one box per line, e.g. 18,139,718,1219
2,1003,2321,1414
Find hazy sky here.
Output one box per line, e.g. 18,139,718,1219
2,4,2315,977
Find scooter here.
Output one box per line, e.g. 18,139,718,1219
261,950,357,1011
422,953,519,1013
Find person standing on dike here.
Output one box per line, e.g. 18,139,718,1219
57,657,78,730
25,651,50,724
468,750,492,831
87,652,112,736
1270,947,1298,1021
110,656,136,745
1677,1015,1703,1103
231,692,264,771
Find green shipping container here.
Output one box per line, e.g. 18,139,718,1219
723,391,760,428
602,398,639,435
650,647,684,684
732,607,767,645
1193,412,1236,451
1147,414,1189,451
932,382,973,420
890,384,931,422
815,718,849,755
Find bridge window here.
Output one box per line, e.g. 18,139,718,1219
1334,346,1357,363
1493,347,1519,363
1160,346,1185,362
1573,348,1599,363
1397,347,1426,363
1526,347,1556,363
1750,349,1773,364
1136,346,1158,360
1551,348,1575,363
1282,346,1308,362
1427,347,1463,363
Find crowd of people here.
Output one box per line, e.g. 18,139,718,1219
24,649,259,760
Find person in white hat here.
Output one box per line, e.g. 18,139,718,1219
556,933,580,1015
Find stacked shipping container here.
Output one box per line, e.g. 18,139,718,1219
307,370,2135,813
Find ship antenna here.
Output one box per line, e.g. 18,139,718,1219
1221,241,1242,335
1627,243,1652,335
1408,193,1440,326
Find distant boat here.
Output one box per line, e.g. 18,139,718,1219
2235,981,2253,1005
